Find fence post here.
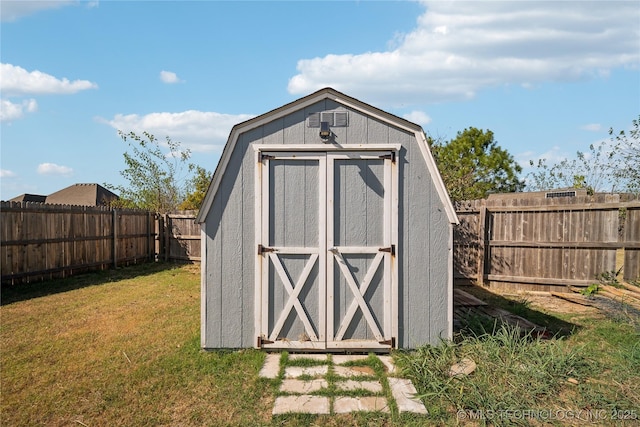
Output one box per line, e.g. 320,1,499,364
112,208,118,268
477,202,487,285
164,213,170,262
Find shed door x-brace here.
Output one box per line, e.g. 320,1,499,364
255,149,398,350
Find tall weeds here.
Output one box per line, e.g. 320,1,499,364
395,323,590,424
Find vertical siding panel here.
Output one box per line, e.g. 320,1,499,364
366,117,389,145
405,134,432,348
241,136,255,347
429,169,449,341
205,197,223,348
346,107,367,144
218,141,245,347
263,117,284,145
283,110,305,145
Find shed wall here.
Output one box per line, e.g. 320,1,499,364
202,99,451,349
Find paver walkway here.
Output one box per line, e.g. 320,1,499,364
259,353,428,416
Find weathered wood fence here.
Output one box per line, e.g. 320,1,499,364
1,202,200,285
454,194,640,292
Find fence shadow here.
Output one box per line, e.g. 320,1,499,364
454,285,580,338
1,261,191,306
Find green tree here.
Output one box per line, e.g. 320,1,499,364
526,143,610,194
107,131,195,213
179,166,212,211
430,127,524,201
526,115,639,195
609,115,639,195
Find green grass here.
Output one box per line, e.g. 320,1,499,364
2,264,639,426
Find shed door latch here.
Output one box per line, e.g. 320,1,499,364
378,245,396,256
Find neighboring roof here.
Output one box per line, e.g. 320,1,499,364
196,87,458,225
45,183,119,206
7,194,47,203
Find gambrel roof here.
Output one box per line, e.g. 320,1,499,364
196,87,458,225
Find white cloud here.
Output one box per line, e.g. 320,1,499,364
516,146,569,170
0,169,17,178
0,63,98,96
0,0,77,22
288,1,640,106
159,70,182,84
581,123,602,132
0,98,38,122
37,163,73,176
403,110,432,126
102,110,255,152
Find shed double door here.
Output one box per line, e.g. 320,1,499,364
257,150,397,351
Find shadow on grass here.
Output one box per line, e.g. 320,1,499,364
1,261,192,306
455,285,580,338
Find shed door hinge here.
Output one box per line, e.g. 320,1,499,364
257,336,274,347
258,244,276,255
379,245,396,256
379,337,396,347
380,152,396,163
260,153,275,161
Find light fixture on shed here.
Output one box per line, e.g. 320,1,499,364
319,121,331,141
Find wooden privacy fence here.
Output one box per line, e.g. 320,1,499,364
158,211,201,262
1,203,200,285
454,194,640,292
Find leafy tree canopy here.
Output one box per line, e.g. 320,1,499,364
609,115,639,195
526,143,609,195
107,131,207,213
179,166,212,210
430,127,524,201
527,115,639,195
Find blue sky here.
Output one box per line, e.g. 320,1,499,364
1,0,638,200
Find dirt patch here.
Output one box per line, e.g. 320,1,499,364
508,293,598,315
349,366,376,376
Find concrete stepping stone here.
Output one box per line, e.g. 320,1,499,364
378,355,396,374
272,395,330,415
284,365,328,378
332,354,368,365
334,396,390,413
259,353,280,379
333,365,376,378
388,377,428,414
335,380,383,393
280,379,328,394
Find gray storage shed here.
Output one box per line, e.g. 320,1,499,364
196,88,458,351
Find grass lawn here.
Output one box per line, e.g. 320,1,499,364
2,263,639,426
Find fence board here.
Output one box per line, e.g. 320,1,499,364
625,207,640,281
